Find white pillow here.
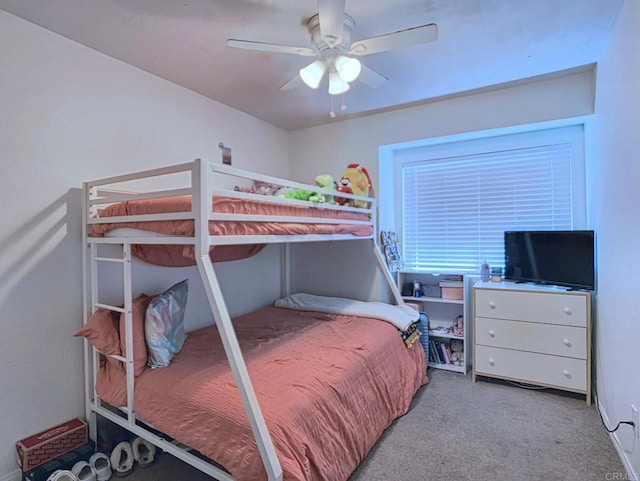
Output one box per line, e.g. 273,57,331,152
145,279,189,368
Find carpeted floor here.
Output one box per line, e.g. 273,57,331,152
121,369,625,480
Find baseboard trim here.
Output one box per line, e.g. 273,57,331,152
0,469,21,481
598,397,640,481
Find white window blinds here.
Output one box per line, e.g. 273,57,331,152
400,126,584,273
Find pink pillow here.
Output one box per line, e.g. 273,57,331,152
119,294,153,376
75,309,121,364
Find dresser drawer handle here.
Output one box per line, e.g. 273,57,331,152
563,307,572,315
488,330,496,338
488,301,496,309
563,369,571,378
563,339,572,347
488,358,495,366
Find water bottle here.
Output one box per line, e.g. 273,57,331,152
480,260,490,282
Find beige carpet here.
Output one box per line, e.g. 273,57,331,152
121,369,625,480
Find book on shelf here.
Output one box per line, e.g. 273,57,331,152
429,339,451,364
438,343,449,364
429,339,457,365
429,340,441,364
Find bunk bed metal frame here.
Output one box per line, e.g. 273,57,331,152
81,159,404,481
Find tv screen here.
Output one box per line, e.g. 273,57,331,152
504,230,595,290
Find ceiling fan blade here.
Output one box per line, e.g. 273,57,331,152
318,0,345,47
280,74,303,91
357,64,388,88
349,23,438,56
227,39,316,57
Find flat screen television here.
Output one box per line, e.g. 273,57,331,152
504,230,595,290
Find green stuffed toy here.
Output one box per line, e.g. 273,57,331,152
283,189,317,201
280,173,336,203
314,174,335,204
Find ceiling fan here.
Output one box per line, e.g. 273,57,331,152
226,0,438,97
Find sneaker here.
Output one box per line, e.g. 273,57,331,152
131,437,156,469
89,452,112,481
71,461,96,481
46,471,77,481
109,441,134,477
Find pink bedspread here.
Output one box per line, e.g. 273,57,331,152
97,306,427,481
91,196,372,266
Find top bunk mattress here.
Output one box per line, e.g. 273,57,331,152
90,195,373,266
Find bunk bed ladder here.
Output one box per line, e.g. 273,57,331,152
83,182,138,444
83,186,135,439
87,242,137,418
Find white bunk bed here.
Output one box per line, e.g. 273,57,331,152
81,159,425,481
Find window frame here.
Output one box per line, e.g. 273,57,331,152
386,124,586,273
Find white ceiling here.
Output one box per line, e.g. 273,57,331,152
0,0,624,131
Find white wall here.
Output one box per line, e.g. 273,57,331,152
590,0,640,477
287,69,595,301
0,10,289,478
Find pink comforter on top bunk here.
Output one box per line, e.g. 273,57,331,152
96,306,427,481
91,196,373,266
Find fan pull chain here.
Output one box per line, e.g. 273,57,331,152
329,96,336,118
341,93,347,112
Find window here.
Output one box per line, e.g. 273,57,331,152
395,125,586,273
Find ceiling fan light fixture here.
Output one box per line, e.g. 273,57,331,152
299,60,327,89
328,69,350,95
335,55,361,83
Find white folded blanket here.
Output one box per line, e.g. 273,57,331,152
274,293,418,331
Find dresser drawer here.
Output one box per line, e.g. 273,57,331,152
474,345,587,391
475,289,587,327
475,317,587,359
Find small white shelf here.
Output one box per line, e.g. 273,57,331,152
397,271,470,374
402,296,464,305
428,362,465,373
429,332,464,340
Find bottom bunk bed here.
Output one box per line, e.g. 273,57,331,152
94,300,428,481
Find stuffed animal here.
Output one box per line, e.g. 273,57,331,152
314,174,336,204
282,188,328,203
234,180,279,196
450,339,464,366
283,189,317,201
275,186,292,197
452,315,464,337
280,174,337,203
335,164,373,208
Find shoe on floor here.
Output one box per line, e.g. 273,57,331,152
131,437,156,469
110,441,134,477
46,470,77,481
71,461,96,481
89,452,112,481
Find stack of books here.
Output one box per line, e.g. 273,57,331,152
428,339,458,365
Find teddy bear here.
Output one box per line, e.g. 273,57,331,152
335,164,373,208
449,339,464,366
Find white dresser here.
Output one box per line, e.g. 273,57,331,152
472,281,591,404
